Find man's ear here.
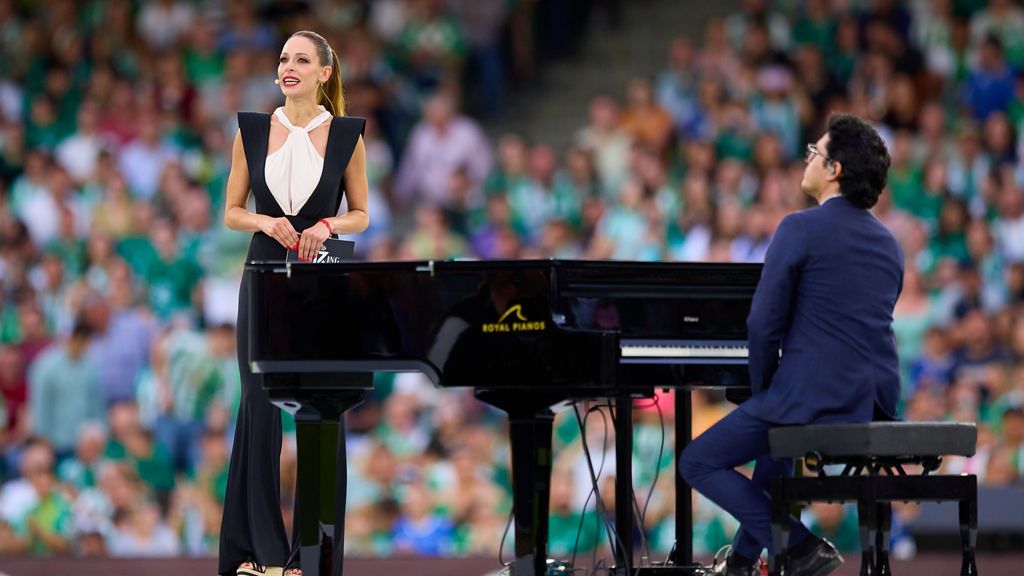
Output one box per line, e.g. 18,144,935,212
828,161,842,180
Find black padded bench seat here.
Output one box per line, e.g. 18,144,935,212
766,421,979,576
769,421,977,460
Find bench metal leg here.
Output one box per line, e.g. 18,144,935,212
875,502,891,576
959,496,978,576
857,499,876,576
769,477,789,576
773,470,979,576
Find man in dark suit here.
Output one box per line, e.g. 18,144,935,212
680,114,903,576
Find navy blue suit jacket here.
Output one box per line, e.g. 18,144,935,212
741,196,904,425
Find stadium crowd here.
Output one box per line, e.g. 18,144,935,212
0,0,1022,565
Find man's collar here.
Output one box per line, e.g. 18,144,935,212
818,192,843,205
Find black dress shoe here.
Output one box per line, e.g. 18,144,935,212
786,538,843,576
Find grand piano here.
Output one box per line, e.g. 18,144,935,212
246,259,761,576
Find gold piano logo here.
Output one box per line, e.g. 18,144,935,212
482,304,547,333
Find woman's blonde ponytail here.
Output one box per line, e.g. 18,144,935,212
323,47,345,116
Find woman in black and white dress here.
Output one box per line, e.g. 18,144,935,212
219,30,368,576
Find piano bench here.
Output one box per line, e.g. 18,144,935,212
766,421,978,576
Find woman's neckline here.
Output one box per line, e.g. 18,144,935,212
275,104,330,130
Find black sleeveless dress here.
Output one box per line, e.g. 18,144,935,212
219,112,365,575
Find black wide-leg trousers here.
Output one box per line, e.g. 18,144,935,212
219,272,297,574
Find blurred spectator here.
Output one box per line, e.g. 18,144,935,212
994,179,1024,262
373,383,432,459
547,465,600,559
393,92,491,211
804,503,859,553
0,345,28,459
219,1,276,54
56,422,106,492
793,0,836,53
90,173,137,240
17,164,88,249
449,0,507,116
183,21,227,89
55,100,106,185
120,425,176,505
107,499,180,557
576,96,633,198
726,0,791,54
117,113,179,202
139,324,237,476
437,442,504,529
894,266,937,387
141,219,203,322
391,480,455,556
963,34,1016,121
167,427,230,555
28,320,102,459
137,0,195,53
69,461,139,550
0,440,71,555
399,204,469,260
656,36,700,133
1,438,45,528
751,66,800,160
396,0,466,95
619,76,674,157
969,0,1024,69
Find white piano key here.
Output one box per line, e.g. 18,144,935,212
620,345,750,358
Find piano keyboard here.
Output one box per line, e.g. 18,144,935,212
620,340,749,364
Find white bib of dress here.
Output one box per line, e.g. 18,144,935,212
264,105,332,215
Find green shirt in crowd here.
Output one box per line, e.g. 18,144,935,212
548,509,603,558
10,491,73,556
809,504,861,553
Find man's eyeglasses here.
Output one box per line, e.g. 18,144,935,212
805,143,831,165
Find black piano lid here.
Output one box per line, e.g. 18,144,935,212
244,258,764,318
246,258,568,272
246,259,431,274
246,258,759,387
245,258,762,277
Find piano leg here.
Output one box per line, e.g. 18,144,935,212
507,410,554,576
673,389,698,570
292,390,365,576
477,390,566,576
614,395,634,570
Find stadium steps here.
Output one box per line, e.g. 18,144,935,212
485,0,744,151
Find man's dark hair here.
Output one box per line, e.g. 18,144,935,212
982,33,1004,55
70,318,95,340
1003,406,1024,421
825,114,891,209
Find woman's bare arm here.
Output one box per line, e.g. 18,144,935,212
223,130,299,248
323,135,369,235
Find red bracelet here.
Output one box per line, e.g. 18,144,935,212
317,218,332,235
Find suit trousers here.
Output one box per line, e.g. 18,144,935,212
679,405,814,560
